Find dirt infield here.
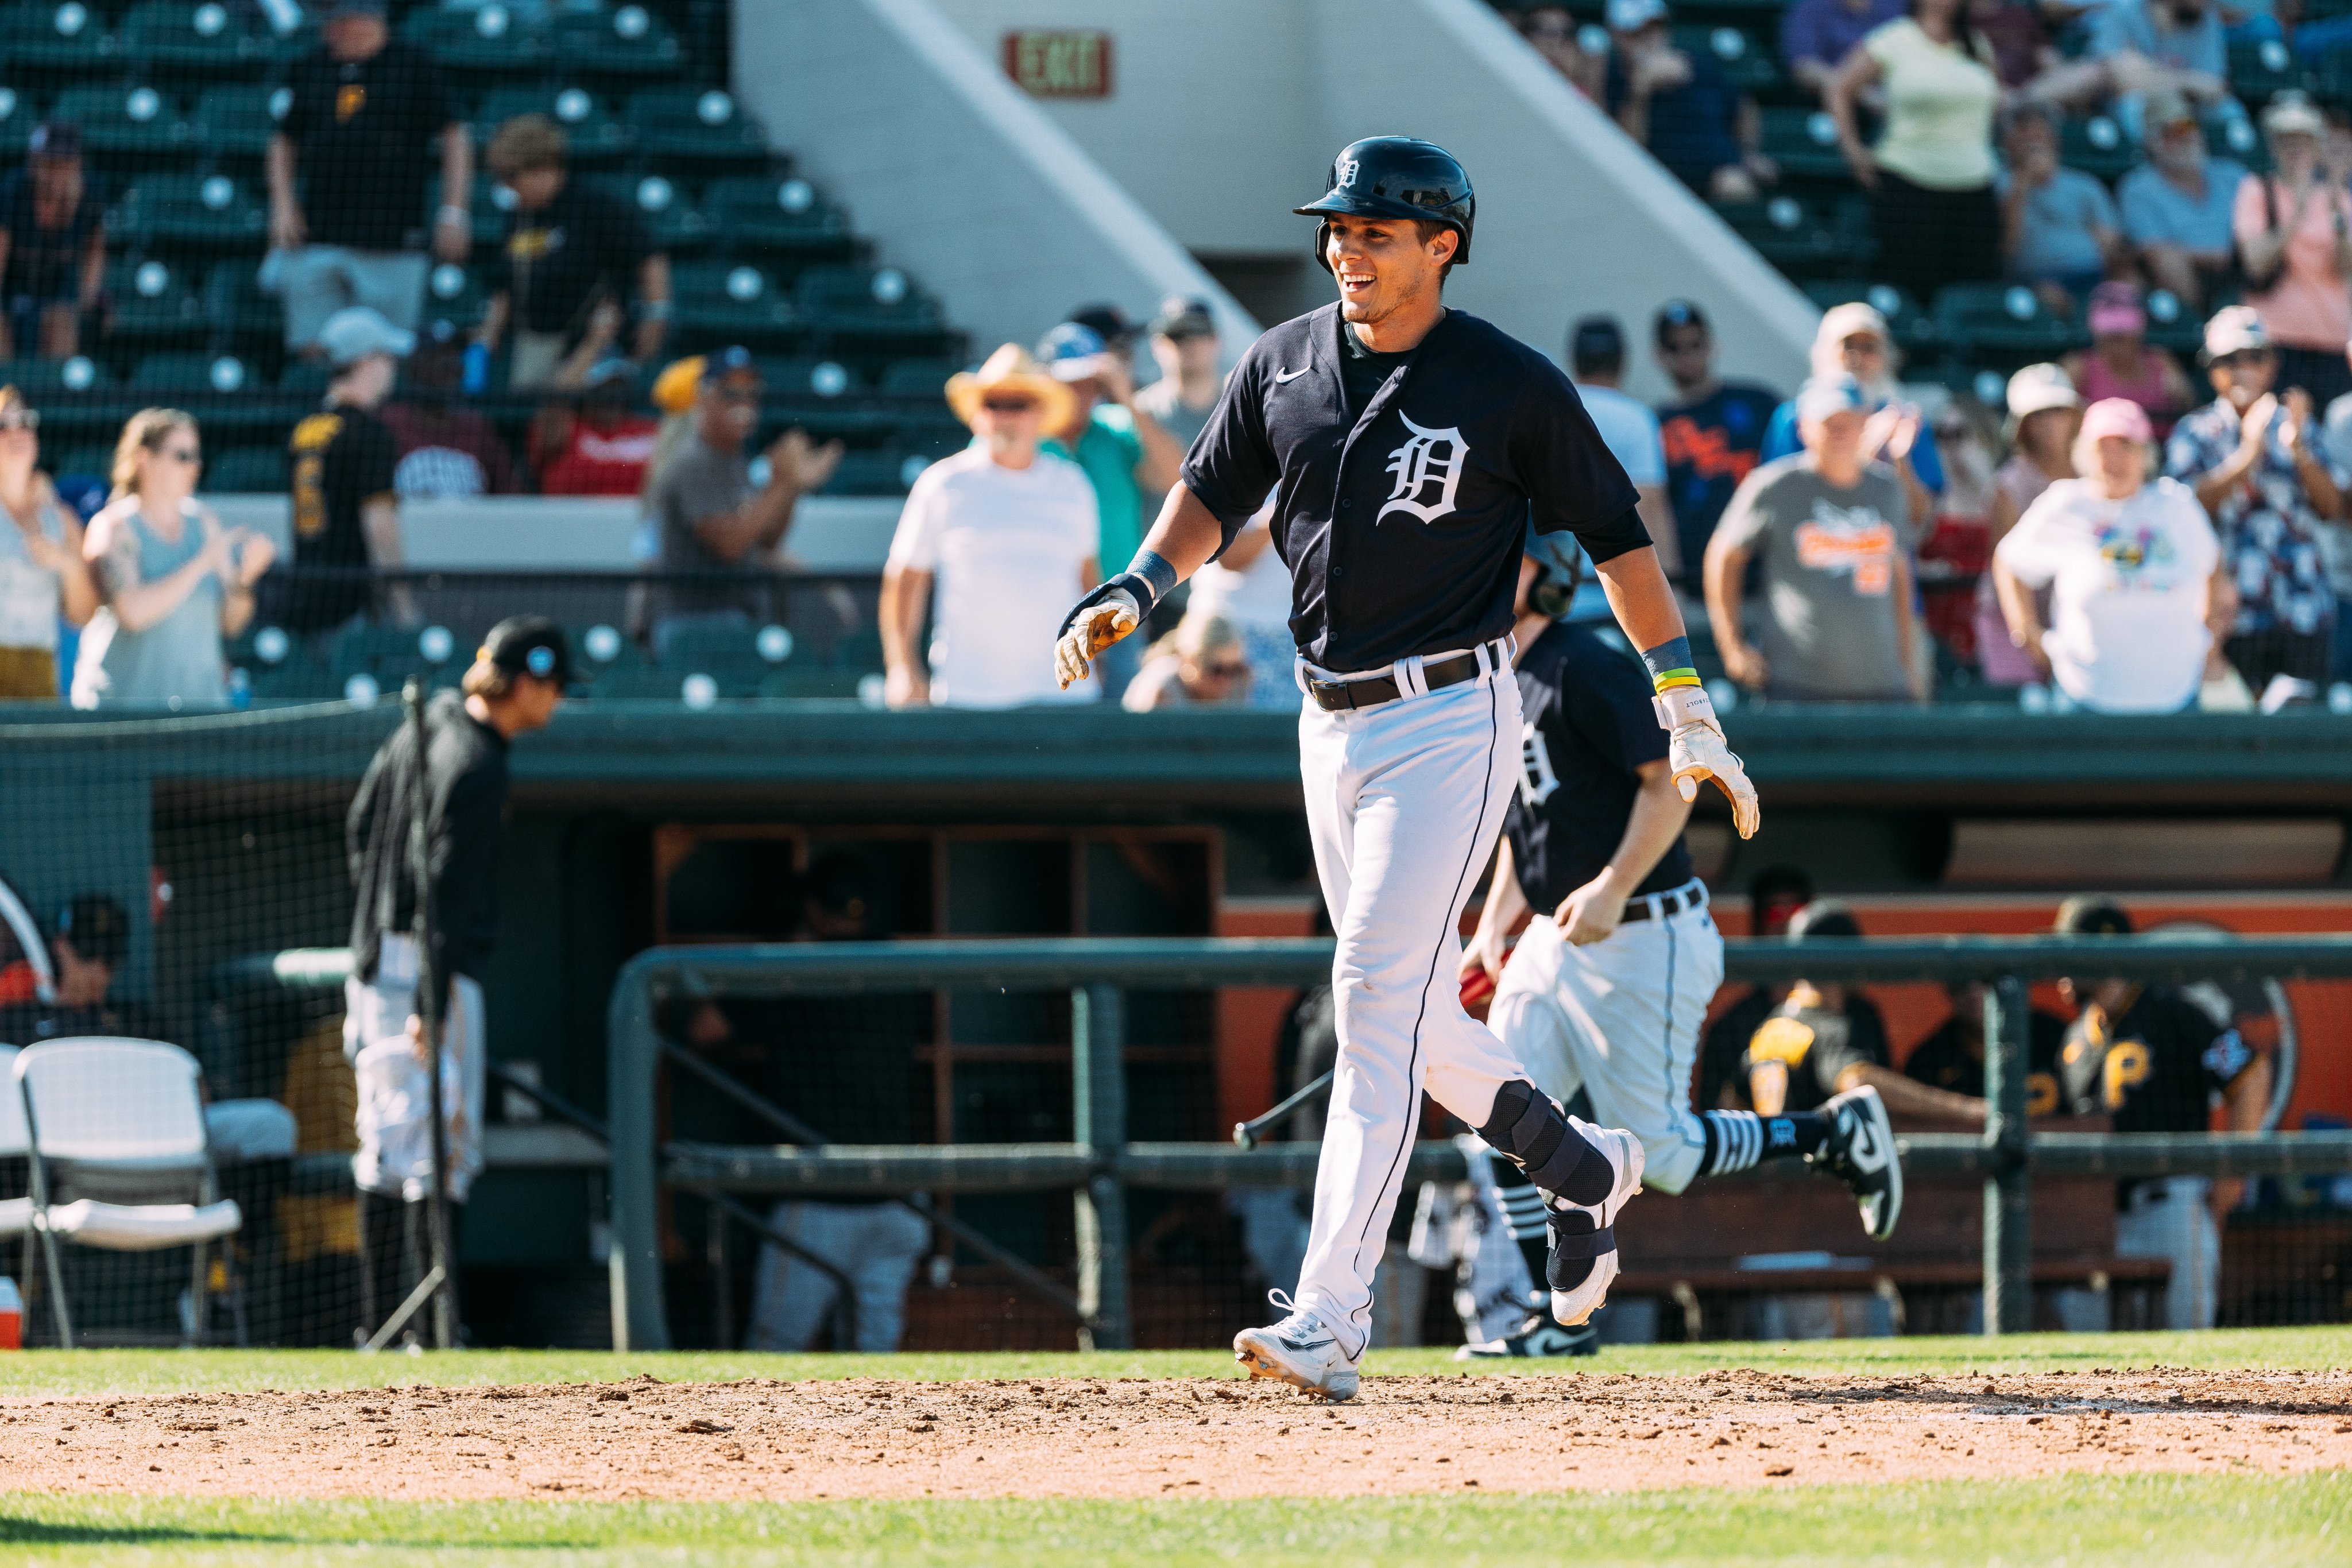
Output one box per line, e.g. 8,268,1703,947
5,1367,2349,1501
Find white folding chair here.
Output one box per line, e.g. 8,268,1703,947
0,1044,30,1261
15,1039,242,1348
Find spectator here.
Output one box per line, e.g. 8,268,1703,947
2086,0,2235,128
1917,398,1999,663
534,358,662,497
1970,0,2069,94
1760,303,1941,522
2317,341,2352,679
71,409,272,711
1783,0,1905,101
283,308,416,641
1183,500,1295,709
1121,613,1252,711
1698,865,1816,1109
269,0,468,359
2119,88,2249,309
647,347,842,653
1828,0,2002,306
743,852,930,1353
1070,303,1142,374
473,115,670,392
1606,0,1777,200
1135,296,1223,457
2050,896,2268,1330
1653,301,1781,584
0,385,95,700
1519,2,1606,98
0,123,105,361
1904,979,2065,1106
1738,901,1945,1121
378,325,523,499
1570,316,1682,580
2164,305,2343,693
2061,282,2195,436
1706,373,1924,702
881,344,1100,708
1999,102,2126,312
1036,320,1184,692
2234,94,2352,408
1994,397,2223,711
1979,362,2082,686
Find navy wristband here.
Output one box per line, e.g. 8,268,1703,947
1639,635,1701,695
1125,549,1178,611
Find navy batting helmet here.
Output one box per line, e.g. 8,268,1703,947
1523,526,1584,620
1294,136,1475,273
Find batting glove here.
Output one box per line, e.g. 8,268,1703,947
1054,580,1144,690
1653,686,1760,839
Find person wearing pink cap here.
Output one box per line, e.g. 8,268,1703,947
1994,397,2222,712
2063,281,2195,440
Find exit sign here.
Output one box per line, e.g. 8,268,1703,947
1004,30,1113,98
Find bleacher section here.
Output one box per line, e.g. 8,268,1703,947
2,0,969,502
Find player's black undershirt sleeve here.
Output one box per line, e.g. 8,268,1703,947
1179,349,1276,551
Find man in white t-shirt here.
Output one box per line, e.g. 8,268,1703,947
881,345,1102,708
1569,316,1681,582
1994,397,2222,713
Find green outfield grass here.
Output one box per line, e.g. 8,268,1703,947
1,1473,2349,1565
0,1325,2345,1401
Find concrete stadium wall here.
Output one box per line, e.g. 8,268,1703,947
924,0,1816,401
733,0,1261,370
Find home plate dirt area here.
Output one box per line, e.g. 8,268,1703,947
6,1368,2350,1502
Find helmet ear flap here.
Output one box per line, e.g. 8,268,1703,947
1314,219,1333,275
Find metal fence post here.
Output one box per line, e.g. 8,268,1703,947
1981,972,2032,1334
605,961,671,1352
1071,982,1131,1351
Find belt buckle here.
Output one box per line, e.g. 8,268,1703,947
1308,677,1351,710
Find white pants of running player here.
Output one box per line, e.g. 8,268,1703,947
1487,887,1725,1196
1292,643,1527,1358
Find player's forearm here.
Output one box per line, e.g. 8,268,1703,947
1592,544,1686,655
1471,837,1531,949
1135,483,1231,584
1601,764,1694,896
2225,1056,2271,1132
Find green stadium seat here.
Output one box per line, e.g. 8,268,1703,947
2208,111,2267,173
1802,281,1941,357
0,355,110,401
48,86,198,164
329,622,466,696
0,85,32,162
417,262,490,332
668,260,801,349
2140,285,2205,357
1711,194,1860,280
2058,114,2136,182
701,175,854,262
112,175,269,254
2230,37,2307,103
202,445,284,494
102,257,207,351
127,351,253,395
473,86,632,169
796,265,945,348
585,173,713,255
1672,25,1781,95
657,620,762,664
0,1,123,78
1757,107,1854,181
397,2,547,78
203,262,284,351
123,0,272,81
191,86,290,163
48,445,117,483
550,5,686,83
756,355,865,399
822,447,919,496
628,88,771,171
228,624,332,701
278,361,329,397
877,358,955,399
1933,282,2086,361
567,622,647,678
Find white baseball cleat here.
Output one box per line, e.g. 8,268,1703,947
1547,1119,1645,1328
1233,1289,1360,1401
1816,1084,1903,1241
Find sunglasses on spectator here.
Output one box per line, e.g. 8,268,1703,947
160,446,202,464
2214,350,2274,369
981,396,1039,414
1201,659,1250,679
0,409,37,432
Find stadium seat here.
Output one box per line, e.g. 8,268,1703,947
757,356,866,400
191,85,290,164
0,85,33,162
473,86,632,169
877,358,955,400
47,86,198,164
0,1,123,78
102,257,208,351
277,361,329,397
823,447,919,496
1672,25,1781,96
122,0,271,82
2140,286,2205,357
2207,112,2266,173
202,445,284,494
1933,282,2086,362
1757,107,1855,181
2230,37,2307,103
127,351,252,395
330,622,463,693
417,262,490,332
2057,114,2136,182
585,173,713,255
203,262,285,353
550,4,686,83
112,175,268,254
668,260,801,350
796,266,946,350
397,2,547,79
1802,281,1941,358
701,176,855,263
1710,194,1862,280
0,355,111,401
628,88,772,171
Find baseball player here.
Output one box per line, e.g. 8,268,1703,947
1450,539,1898,1358
1053,137,1758,1399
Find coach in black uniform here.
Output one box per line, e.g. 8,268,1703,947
1053,137,1759,1399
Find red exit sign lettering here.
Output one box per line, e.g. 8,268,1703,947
1004,30,1113,98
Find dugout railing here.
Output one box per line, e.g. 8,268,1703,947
605,934,2352,1352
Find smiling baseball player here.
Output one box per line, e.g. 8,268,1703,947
1054,136,1759,1400
1450,537,1897,1358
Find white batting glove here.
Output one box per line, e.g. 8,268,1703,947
1653,685,1760,839
1053,584,1142,690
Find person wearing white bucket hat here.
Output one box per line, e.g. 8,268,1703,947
1978,363,2082,686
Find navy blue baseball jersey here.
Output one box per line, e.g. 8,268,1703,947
1504,622,1695,913
1181,305,1649,673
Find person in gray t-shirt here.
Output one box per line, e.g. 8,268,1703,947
1134,295,1224,466
1704,373,1922,702
648,347,842,641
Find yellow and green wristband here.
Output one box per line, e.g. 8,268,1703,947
1639,636,1702,695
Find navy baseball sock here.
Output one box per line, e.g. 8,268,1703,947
1700,1109,1827,1176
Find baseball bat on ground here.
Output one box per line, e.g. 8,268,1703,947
1232,1068,1336,1149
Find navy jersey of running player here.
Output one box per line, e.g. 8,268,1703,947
1181,304,1649,672
1505,622,1695,912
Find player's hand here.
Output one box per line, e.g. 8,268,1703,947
1457,927,1507,988
884,664,930,708
1655,685,1761,840
1054,583,1142,690
1556,874,1628,946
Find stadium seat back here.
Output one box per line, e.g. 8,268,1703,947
202,446,285,494
550,5,685,81
474,86,632,167
123,0,270,79
0,357,112,400
583,172,713,254
398,2,548,75
114,173,268,254
191,85,291,161
47,85,196,161
0,0,123,75
702,175,853,260
877,359,954,398
627,88,771,170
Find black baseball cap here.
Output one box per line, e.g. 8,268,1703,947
1655,299,1710,342
2054,896,2134,937
1148,295,1217,340
1787,899,1863,941
1070,303,1138,347
479,615,575,688
703,346,759,383
1569,315,1625,368
28,122,83,161
56,892,129,967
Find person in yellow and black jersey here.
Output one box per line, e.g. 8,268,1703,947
283,307,412,643
1904,979,2065,1113
2051,896,2270,1330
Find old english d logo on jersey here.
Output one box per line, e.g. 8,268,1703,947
1378,415,1469,524
1518,721,1560,808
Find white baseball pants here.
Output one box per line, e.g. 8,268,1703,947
1488,887,1724,1195
1292,644,1529,1357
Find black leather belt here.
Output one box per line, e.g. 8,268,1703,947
1306,649,1484,712
1619,884,1706,924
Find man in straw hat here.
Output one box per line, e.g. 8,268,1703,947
880,345,1101,707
